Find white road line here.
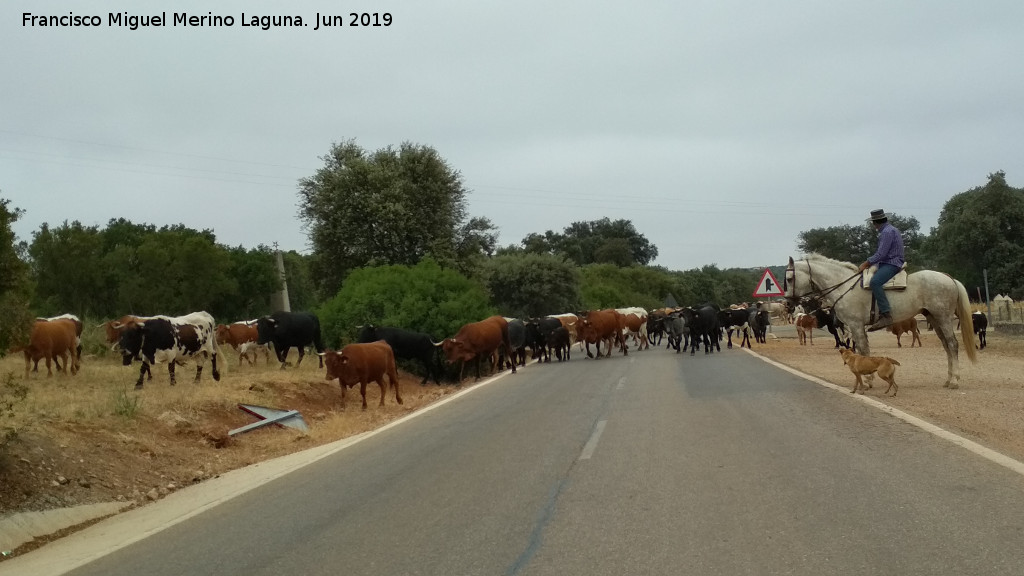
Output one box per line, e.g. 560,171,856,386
579,420,607,460
743,348,1024,478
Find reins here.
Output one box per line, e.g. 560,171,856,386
789,260,862,308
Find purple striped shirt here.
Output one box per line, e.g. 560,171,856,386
868,223,905,267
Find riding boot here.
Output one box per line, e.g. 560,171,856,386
867,312,893,332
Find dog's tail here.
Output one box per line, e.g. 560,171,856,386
886,358,901,365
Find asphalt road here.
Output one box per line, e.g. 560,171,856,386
23,346,1024,575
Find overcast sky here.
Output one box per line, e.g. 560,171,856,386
3,0,1023,272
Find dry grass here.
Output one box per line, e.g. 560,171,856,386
0,349,462,518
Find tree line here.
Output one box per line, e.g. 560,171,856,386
3,140,1021,353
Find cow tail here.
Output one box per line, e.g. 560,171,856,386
955,280,978,363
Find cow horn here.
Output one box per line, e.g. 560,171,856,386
95,322,107,328
317,352,326,357
433,340,444,347
110,321,123,329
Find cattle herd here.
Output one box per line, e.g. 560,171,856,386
12,302,993,409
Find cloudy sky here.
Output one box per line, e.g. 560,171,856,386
3,0,1023,272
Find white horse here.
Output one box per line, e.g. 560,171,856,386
785,254,977,389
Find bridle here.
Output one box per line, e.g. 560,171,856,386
784,259,862,308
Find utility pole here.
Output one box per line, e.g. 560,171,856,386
270,242,291,313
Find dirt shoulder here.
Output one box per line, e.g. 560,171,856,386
752,324,1024,463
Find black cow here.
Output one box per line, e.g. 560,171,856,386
524,317,563,363
802,302,850,349
683,304,721,355
546,326,571,361
498,318,527,369
973,311,988,350
118,311,221,389
747,308,770,344
646,311,665,346
357,325,442,385
256,311,325,369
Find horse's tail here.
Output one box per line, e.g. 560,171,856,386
955,279,978,363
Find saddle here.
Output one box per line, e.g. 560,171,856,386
860,262,908,291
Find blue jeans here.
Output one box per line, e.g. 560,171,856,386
869,263,901,315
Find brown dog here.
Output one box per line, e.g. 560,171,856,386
839,348,901,396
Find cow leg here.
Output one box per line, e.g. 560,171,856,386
360,382,369,410
295,347,305,369
167,363,177,386
278,346,289,370
194,364,203,382
135,363,149,389
376,377,386,407
211,353,221,381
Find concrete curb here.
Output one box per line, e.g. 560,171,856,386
1,501,133,553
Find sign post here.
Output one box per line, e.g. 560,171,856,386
753,268,784,298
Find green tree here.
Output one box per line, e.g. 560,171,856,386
578,264,676,310
298,140,477,295
520,218,659,267
27,221,106,316
796,214,924,269
317,259,494,349
482,253,581,318
0,198,32,355
927,171,1024,297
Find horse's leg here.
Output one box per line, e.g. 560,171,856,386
927,315,960,388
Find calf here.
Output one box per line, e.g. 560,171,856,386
357,325,442,385
795,313,817,345
889,317,921,348
118,312,222,389
972,311,988,350
216,321,270,366
546,326,571,361
321,341,402,410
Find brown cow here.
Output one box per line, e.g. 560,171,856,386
577,309,628,358
889,317,922,348
216,321,271,366
440,315,517,382
321,341,402,410
18,318,80,378
795,313,817,345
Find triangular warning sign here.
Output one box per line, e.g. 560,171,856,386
753,268,784,297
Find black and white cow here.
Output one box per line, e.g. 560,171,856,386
357,325,442,385
718,307,752,349
117,311,221,389
256,311,325,369
972,311,988,350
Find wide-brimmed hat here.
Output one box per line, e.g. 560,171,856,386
867,209,888,222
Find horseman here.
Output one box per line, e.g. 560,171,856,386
857,209,905,331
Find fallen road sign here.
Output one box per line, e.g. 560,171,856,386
229,403,310,436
